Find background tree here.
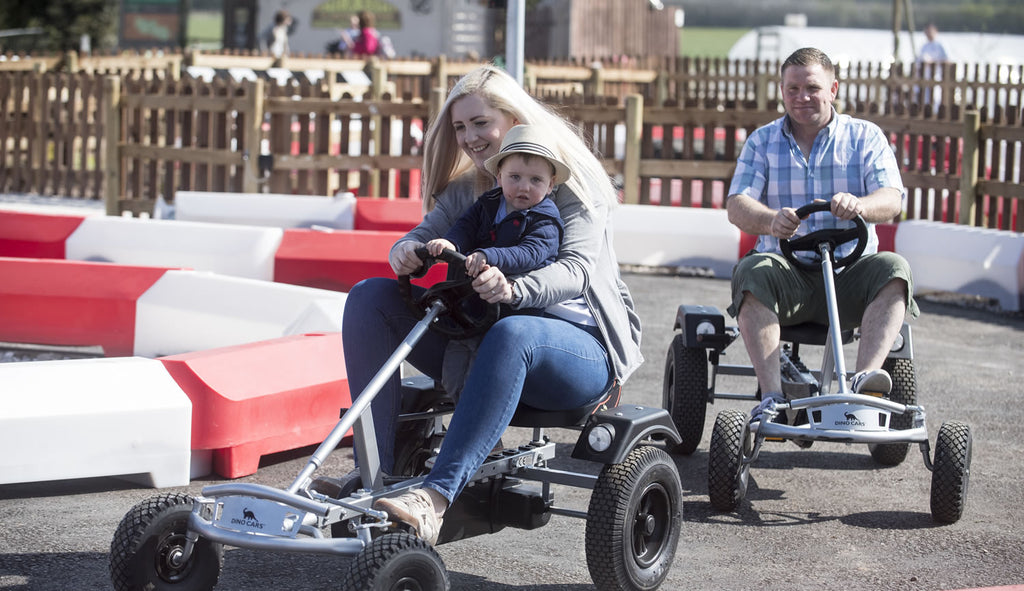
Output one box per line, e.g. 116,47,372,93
0,0,117,52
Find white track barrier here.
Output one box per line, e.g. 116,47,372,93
896,220,1024,312
174,191,357,230
0,357,192,487
613,204,741,277
134,270,347,358
65,216,283,280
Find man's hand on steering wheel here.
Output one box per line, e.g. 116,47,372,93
780,200,868,271
829,192,865,221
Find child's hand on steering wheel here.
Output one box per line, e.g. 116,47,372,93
464,252,487,277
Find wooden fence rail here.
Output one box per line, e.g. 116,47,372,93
0,63,1021,231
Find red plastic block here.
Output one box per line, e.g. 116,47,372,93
738,230,757,259
0,258,171,356
159,332,351,479
0,211,85,259
274,229,447,292
353,197,423,232
876,223,897,253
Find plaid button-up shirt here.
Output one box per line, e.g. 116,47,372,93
728,109,905,263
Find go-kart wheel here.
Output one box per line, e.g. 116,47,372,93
585,446,682,591
397,247,500,340
930,420,972,524
662,334,709,455
109,493,223,591
780,201,868,272
309,470,365,539
340,532,449,591
869,357,917,466
708,409,752,512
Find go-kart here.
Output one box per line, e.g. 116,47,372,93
110,248,685,591
662,201,971,523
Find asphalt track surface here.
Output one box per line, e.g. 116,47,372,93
1,271,1023,591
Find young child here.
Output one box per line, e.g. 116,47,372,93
425,124,570,280
424,124,572,399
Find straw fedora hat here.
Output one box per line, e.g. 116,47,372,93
484,125,572,185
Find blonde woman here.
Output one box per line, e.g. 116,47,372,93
342,65,642,544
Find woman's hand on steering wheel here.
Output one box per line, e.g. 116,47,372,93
473,264,513,304
389,240,427,277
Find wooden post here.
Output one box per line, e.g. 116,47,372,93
103,76,121,216
31,66,46,194
587,65,605,97
756,73,769,111
655,70,668,106
241,78,264,194
369,60,386,198
958,109,980,225
433,55,448,97
523,64,537,95
429,88,444,130
622,94,643,205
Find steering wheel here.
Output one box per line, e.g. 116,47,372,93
780,201,868,272
397,247,501,339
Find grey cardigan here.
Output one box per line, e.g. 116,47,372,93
394,173,644,384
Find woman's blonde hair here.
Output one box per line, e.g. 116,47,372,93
421,64,615,212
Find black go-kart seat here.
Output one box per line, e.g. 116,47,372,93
510,380,621,428
780,322,856,346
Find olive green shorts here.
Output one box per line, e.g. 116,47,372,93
727,251,920,329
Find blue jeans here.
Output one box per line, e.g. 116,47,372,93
342,277,611,503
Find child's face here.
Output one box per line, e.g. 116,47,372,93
497,154,555,211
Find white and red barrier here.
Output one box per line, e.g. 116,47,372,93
896,220,1024,312
614,205,742,277
174,190,357,230
160,332,350,480
66,216,284,281
0,357,193,488
0,198,1020,488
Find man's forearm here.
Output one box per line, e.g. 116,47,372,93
726,193,776,236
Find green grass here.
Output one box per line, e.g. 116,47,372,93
678,27,750,58
187,10,222,49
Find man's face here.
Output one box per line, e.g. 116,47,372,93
781,63,838,132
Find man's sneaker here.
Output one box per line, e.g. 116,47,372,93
373,489,442,545
851,369,892,396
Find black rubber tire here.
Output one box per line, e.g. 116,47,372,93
708,409,752,512
310,470,365,539
585,446,683,591
341,532,450,591
109,493,223,591
869,357,917,466
930,420,972,524
662,334,708,455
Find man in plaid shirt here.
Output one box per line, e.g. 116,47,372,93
725,47,920,419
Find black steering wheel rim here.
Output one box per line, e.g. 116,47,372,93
779,201,868,272
397,247,501,339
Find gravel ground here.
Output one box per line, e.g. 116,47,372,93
2,271,1023,591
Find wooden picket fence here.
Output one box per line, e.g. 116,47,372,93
0,57,1021,230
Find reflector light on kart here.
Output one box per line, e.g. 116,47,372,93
587,424,616,452
696,320,717,336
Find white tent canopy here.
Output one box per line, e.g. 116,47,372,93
729,26,1024,70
